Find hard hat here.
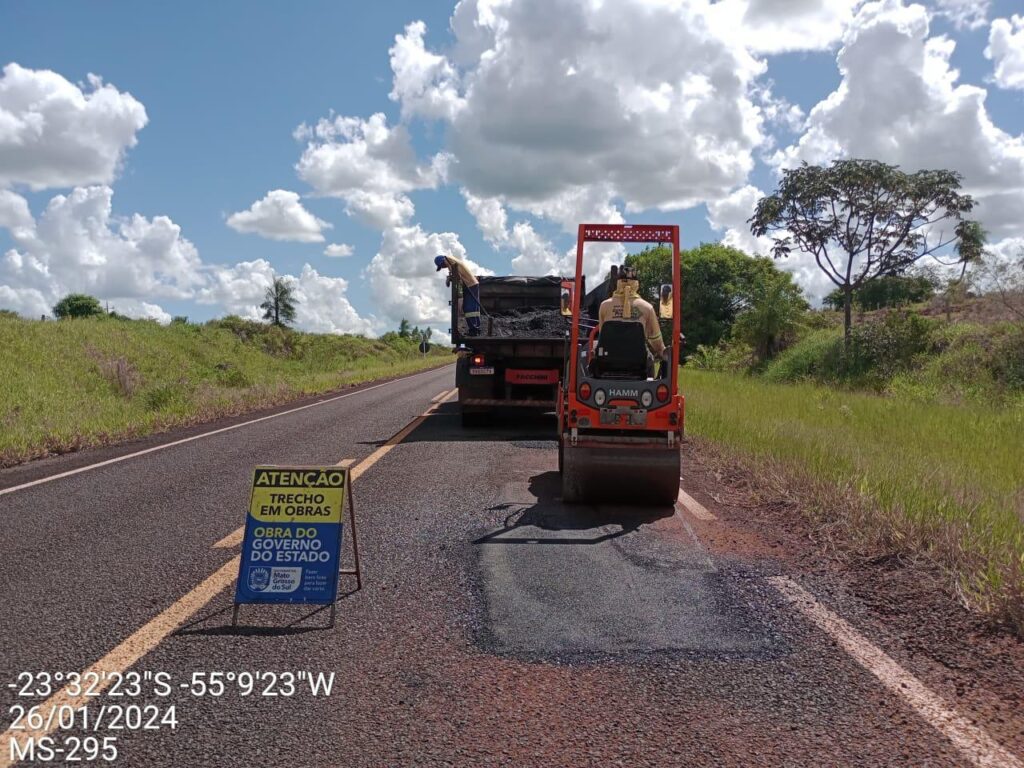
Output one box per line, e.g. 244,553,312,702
434,255,448,271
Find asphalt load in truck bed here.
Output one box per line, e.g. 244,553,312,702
470,306,571,338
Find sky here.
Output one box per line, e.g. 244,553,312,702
1,0,1022,338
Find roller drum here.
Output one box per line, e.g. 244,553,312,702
561,439,679,506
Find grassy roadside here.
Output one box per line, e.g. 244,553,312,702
0,315,452,467
682,368,1024,631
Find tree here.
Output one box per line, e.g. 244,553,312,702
749,159,984,350
53,293,103,319
398,318,411,338
823,273,937,312
260,277,297,327
732,273,808,363
625,242,805,352
978,245,1024,323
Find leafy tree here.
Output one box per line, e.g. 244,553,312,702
749,159,984,350
978,245,1024,324
732,273,809,363
260,277,298,328
53,293,103,319
398,318,411,338
625,242,805,352
823,273,937,312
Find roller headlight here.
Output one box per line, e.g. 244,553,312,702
640,390,653,408
594,388,607,406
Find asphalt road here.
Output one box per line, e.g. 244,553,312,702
1,363,1020,767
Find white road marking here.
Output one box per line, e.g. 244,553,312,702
769,575,1022,768
2,386,460,764
676,488,717,521
0,365,451,498
678,516,716,571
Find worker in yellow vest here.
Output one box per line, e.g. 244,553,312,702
598,264,667,360
436,254,481,336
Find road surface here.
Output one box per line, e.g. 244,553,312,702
1,364,1021,767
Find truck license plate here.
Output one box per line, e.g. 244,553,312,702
470,366,495,375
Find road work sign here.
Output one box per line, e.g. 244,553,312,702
234,466,347,605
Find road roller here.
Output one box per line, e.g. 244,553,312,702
557,223,684,506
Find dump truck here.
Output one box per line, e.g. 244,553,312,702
558,223,685,506
451,275,574,426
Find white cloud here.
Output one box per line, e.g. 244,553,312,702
0,185,375,333
419,0,767,225
462,189,579,276
364,224,490,332
226,189,331,243
294,112,440,230
389,21,465,122
199,258,374,335
709,0,863,54
773,0,1024,242
706,184,770,255
931,0,990,30
986,15,1024,90
0,63,147,190
106,299,172,324
462,190,508,246
0,189,33,235
323,242,354,257
0,186,203,320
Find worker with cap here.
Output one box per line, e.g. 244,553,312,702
435,254,481,336
598,264,668,370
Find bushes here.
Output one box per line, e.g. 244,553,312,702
841,311,935,386
763,312,933,388
763,329,843,383
761,312,1024,404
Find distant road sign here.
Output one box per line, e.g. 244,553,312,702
234,466,346,605
419,339,430,354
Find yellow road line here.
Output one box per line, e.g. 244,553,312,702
431,388,455,403
213,389,456,549
676,489,717,521
770,576,1022,768
1,558,240,768
1,388,458,765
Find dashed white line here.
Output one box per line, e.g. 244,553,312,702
770,575,1022,768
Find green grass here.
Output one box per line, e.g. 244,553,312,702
683,368,1024,630
0,315,451,466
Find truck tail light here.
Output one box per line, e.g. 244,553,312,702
472,354,485,366
656,384,669,403
579,382,591,400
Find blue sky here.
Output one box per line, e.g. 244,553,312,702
1,0,1023,334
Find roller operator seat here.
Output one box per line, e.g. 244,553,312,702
590,320,650,380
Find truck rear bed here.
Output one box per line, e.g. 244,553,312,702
451,275,570,422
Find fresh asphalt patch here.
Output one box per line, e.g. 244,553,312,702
470,462,777,661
